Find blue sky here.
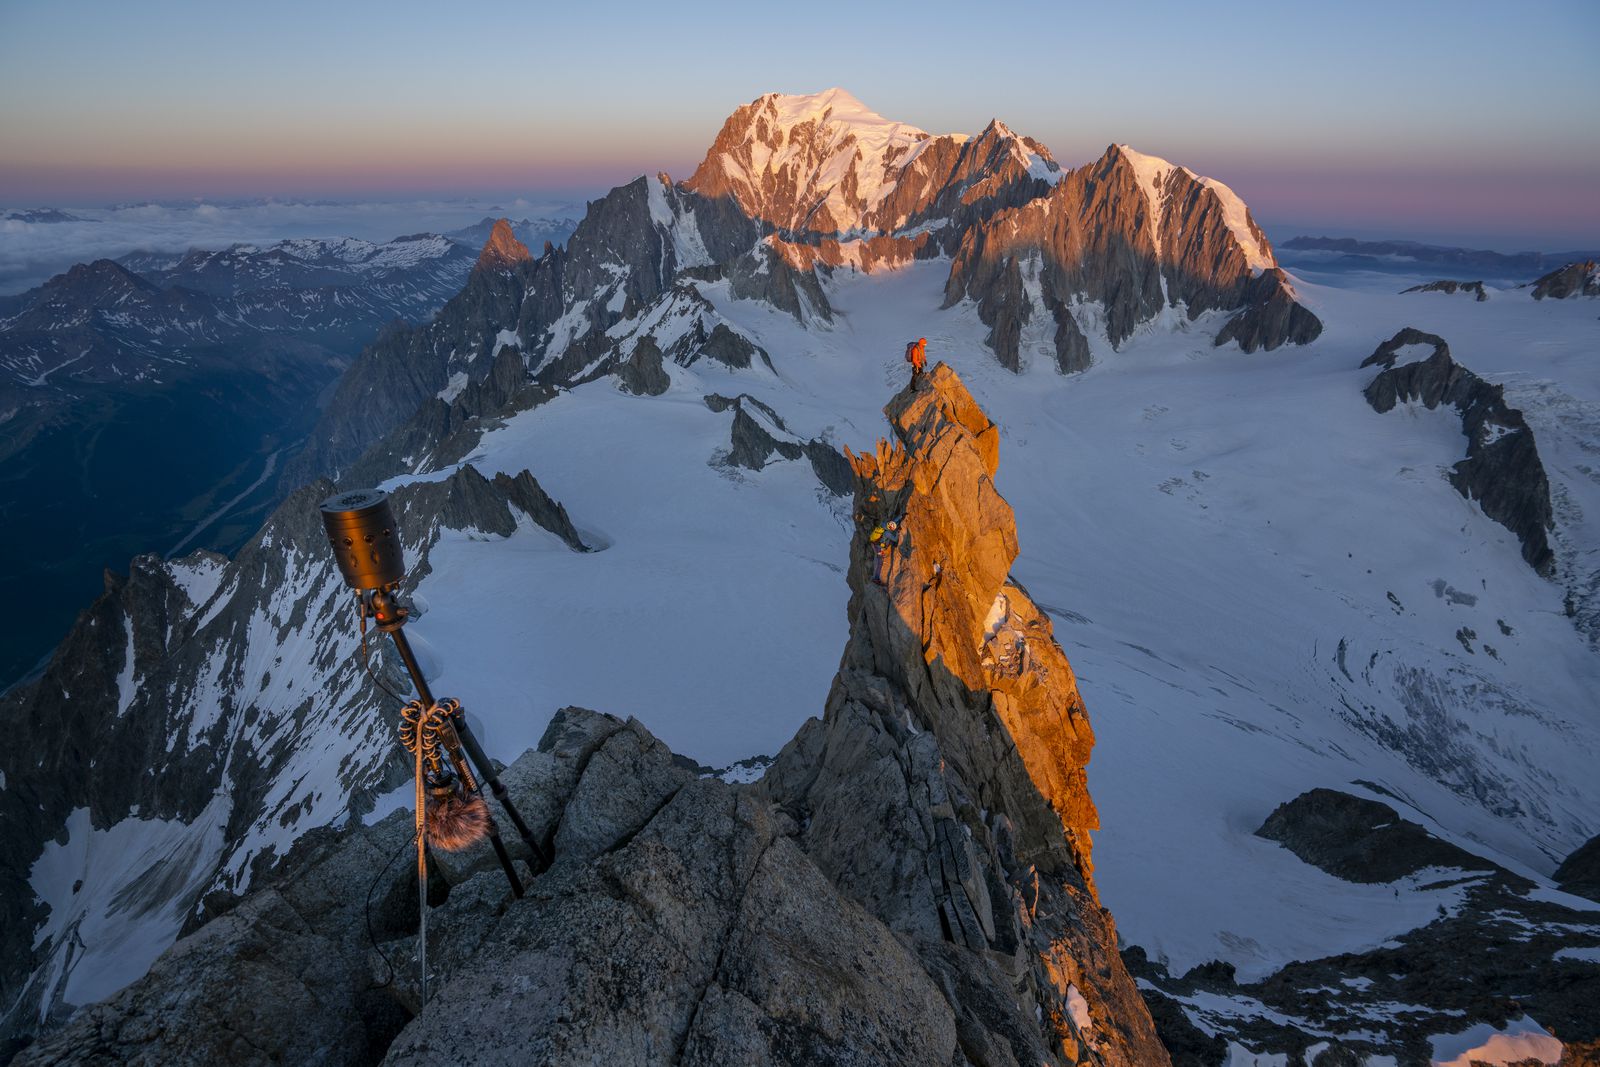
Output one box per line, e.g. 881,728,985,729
1,0,1595,247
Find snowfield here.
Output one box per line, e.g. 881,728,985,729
384,259,1600,987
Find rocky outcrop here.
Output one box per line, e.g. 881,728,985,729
706,392,802,469
1529,260,1600,300
1362,328,1555,575
1556,833,1600,903
12,367,1166,1066
9,810,417,1066
489,470,588,552
1212,267,1324,353
615,334,671,396
1256,788,1498,883
1125,786,1600,1062
1401,279,1487,301
703,393,853,495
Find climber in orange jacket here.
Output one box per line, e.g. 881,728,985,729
904,337,927,384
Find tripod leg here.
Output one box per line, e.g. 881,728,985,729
444,706,550,871
436,735,525,898
382,625,526,895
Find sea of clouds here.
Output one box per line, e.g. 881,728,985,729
0,196,588,294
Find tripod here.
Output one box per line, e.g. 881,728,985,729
320,487,549,1006
363,586,549,892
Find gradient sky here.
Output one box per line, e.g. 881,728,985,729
1,0,1596,248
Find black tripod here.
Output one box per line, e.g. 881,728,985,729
320,488,549,1005
363,585,549,892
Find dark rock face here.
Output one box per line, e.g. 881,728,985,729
699,322,762,368
1212,268,1324,353
1529,260,1600,300
340,344,559,490
1256,788,1498,883
615,334,671,396
284,244,564,487
1131,787,1600,1063
803,439,853,495
1401,279,1488,301
491,470,588,552
1556,833,1600,902
726,243,834,323
12,368,1166,1067
705,393,803,470
703,393,851,496
1362,328,1555,575
1054,311,1092,374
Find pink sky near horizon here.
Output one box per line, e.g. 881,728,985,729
2,1,1595,249
10,151,1592,252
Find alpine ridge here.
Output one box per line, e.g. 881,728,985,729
11,367,1168,1067
285,89,1322,491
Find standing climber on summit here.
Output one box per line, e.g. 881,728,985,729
904,337,927,384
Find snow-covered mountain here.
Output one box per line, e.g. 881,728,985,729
2,233,476,392
116,233,475,304
3,91,1597,1063
681,88,1059,240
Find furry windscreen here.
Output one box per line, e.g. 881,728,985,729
426,790,490,851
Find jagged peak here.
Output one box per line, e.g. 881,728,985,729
474,217,532,272
57,258,154,287
1107,143,1273,271
978,117,1018,141
685,89,940,231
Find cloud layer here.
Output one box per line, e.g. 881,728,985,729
0,196,587,294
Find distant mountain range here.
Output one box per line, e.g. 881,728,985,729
2,209,93,224
1280,235,1600,281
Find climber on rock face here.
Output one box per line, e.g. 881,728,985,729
870,519,900,586
904,337,927,384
